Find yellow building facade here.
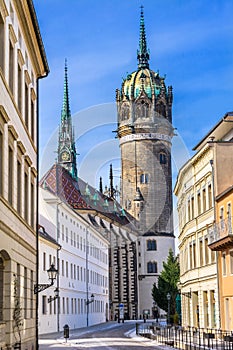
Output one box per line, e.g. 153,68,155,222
175,112,233,330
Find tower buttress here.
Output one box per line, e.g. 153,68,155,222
57,60,78,180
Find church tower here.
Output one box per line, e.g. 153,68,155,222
116,7,175,315
57,61,78,179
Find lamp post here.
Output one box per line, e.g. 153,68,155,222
167,292,171,326
34,264,58,294
86,294,94,327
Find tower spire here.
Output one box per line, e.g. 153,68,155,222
137,6,150,69
61,59,71,121
58,60,78,180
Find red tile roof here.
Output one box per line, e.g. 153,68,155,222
39,164,136,230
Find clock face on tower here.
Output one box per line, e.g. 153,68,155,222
61,151,70,162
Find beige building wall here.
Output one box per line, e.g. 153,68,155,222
0,0,48,348
175,145,219,329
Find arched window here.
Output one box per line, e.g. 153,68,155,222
147,239,157,251
147,261,157,273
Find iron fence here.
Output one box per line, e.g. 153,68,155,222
136,323,233,349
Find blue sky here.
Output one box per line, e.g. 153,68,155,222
34,0,233,191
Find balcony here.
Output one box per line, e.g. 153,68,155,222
208,217,233,251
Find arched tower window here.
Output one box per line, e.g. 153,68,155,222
156,102,166,117
135,99,150,119
160,153,167,164
120,103,130,121
147,261,157,273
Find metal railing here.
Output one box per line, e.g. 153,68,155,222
136,323,233,349
208,217,233,244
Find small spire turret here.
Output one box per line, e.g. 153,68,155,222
137,6,150,69
109,164,114,198
99,177,103,193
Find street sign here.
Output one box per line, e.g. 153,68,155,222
119,303,124,320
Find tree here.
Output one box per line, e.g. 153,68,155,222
152,249,180,317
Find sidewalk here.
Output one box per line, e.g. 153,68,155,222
39,320,176,349
39,320,118,340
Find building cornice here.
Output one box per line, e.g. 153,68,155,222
13,0,49,77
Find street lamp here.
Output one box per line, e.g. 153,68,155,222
34,264,58,294
86,294,94,327
48,287,59,303
167,292,171,326
86,293,94,305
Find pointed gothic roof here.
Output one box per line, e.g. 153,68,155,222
61,59,71,121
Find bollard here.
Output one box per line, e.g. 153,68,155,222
63,324,69,342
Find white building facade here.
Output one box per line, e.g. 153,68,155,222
39,185,109,334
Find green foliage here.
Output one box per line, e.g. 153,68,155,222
173,312,179,325
151,249,180,316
